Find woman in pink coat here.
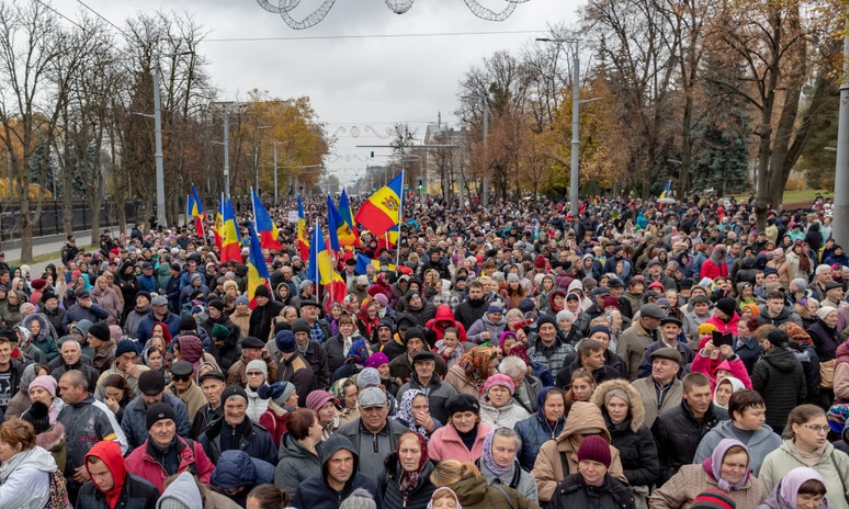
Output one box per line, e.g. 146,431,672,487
429,394,492,463
692,339,752,392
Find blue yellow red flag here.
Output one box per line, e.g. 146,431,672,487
214,193,224,249
308,221,347,305
251,189,282,251
220,196,241,263
246,223,271,309
338,189,359,247
355,253,412,276
355,173,402,237
297,194,310,262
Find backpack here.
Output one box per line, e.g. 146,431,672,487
45,468,73,509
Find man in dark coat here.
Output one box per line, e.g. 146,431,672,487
292,434,383,509
652,372,728,485
454,281,489,330
751,329,807,431
555,337,624,390
273,330,316,407
248,285,284,341
198,384,277,465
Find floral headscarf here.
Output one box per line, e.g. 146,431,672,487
459,346,496,390
395,389,429,436
329,377,351,409
346,339,371,365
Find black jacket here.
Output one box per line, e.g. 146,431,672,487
652,400,727,485
555,358,624,390
198,416,277,465
380,455,437,509
76,473,160,509
248,300,285,341
604,412,659,488
751,346,807,430
548,473,635,509
454,298,489,330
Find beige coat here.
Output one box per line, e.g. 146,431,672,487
167,381,207,421
649,464,766,509
444,364,480,397
530,401,627,502
617,322,655,380
631,376,683,429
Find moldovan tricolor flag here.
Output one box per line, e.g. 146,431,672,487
214,194,224,249
220,197,241,263
308,222,348,306
355,173,402,237
246,223,271,309
327,195,355,250
297,194,310,262
251,189,283,251
338,188,360,247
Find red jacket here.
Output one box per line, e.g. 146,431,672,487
425,305,468,343
124,436,214,492
691,354,752,392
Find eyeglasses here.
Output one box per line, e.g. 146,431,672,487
246,372,264,377
802,424,830,433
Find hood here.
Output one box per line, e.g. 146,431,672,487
85,441,126,498
755,254,768,269
156,471,203,509
764,347,801,373
567,279,584,294
280,431,319,460
211,450,274,489
591,379,646,431
714,376,745,402
176,334,204,365
739,257,756,270
22,313,51,342
778,467,830,509
395,314,416,330
557,401,612,443
433,305,456,324
19,362,39,392
426,487,464,509
710,246,727,264
320,433,359,475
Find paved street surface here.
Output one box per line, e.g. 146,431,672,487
3,226,126,276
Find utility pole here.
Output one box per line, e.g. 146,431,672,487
834,25,849,247
482,106,489,206
273,143,279,204
223,114,230,200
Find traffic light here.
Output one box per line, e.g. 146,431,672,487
370,151,374,160
418,179,423,191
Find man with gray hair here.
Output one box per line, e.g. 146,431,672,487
337,386,408,479
498,356,542,414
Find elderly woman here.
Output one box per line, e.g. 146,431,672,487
757,467,837,509
429,460,537,509
514,387,567,471
760,405,849,509
381,431,438,509
0,418,59,509
478,374,530,429
477,427,538,504
548,435,636,509
329,377,361,424
444,347,499,397
651,438,767,509
395,389,442,439
5,363,47,419
21,314,59,362
430,394,492,463
21,374,66,471
591,379,659,505
694,390,782,477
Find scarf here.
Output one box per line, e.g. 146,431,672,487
702,438,750,491
346,339,370,365
482,427,512,477
395,389,430,436
459,347,496,390
398,431,429,498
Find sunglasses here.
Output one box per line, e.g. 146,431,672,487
171,374,192,382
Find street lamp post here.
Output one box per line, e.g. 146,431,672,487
537,37,579,216
153,50,192,228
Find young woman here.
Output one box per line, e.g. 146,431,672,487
565,368,597,407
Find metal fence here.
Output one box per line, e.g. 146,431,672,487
0,199,146,241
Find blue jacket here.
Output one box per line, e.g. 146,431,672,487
198,415,277,466
121,393,191,452
61,303,109,335
292,434,383,509
137,274,158,294
210,450,275,507
514,410,566,471
135,312,182,345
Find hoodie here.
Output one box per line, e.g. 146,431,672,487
81,440,159,509
210,449,274,507
156,471,203,509
425,305,467,343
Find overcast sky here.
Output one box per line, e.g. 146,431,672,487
76,0,579,181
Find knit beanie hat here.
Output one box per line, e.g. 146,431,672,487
690,488,737,509
791,278,808,292
258,382,295,407
340,488,377,509
221,384,248,404
292,318,311,335
577,435,611,468
355,367,381,389
22,401,50,434
817,306,838,321
306,390,335,412
556,310,576,324
146,402,177,430
715,298,737,317
88,321,111,343
28,375,57,398
483,373,515,396
179,316,197,332
211,324,230,341
235,295,250,306
246,359,268,379
275,330,297,353
365,352,389,369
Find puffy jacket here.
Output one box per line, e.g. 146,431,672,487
121,392,191,452
380,455,437,509
650,463,766,509
135,312,182,345
691,355,752,392
77,441,160,509
751,347,807,431
467,314,506,345
652,400,728,485
274,431,322,493
123,306,152,339
198,415,277,466
22,313,59,361
693,419,782,477
396,373,458,424
0,445,57,509
479,396,530,429
700,247,729,279
531,401,627,502
549,473,635,509
429,422,491,463
124,436,214,492
210,450,274,507
705,311,740,337
424,305,467,343
591,379,659,488
450,473,539,509
291,434,384,509
514,411,566,471
760,440,849,509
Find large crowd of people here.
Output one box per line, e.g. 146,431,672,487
0,190,845,509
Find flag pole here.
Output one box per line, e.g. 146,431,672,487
395,170,404,276
314,219,320,305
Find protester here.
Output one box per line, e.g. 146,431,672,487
0,418,59,509
380,431,438,509
429,460,536,509
547,435,636,509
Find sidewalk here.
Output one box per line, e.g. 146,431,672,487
4,225,125,276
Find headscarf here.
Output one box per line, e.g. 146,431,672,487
702,438,750,491
426,487,463,509
459,346,496,390
395,389,429,436
346,339,371,365
397,431,429,499
330,377,351,409
778,467,830,509
482,427,513,477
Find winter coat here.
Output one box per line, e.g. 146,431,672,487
751,347,807,431
652,398,727,482
396,373,458,424
757,469,839,509
478,457,539,504
693,420,782,477
291,434,384,509
531,401,627,502
0,445,57,509
591,379,660,488
700,247,730,280
735,336,764,374
527,334,575,374
121,392,191,452
650,464,767,509
682,310,711,341
210,450,274,507
124,435,215,492
90,284,122,324
77,441,159,509
760,440,849,509
691,354,753,392
514,411,566,471
123,306,152,339
168,381,207,423
479,396,531,429
467,314,507,345
380,455,437,509
757,305,803,328
389,351,449,384
429,422,492,463
22,313,59,361
616,322,656,381
198,416,277,466
229,306,251,338
135,311,182,344
61,302,109,332
336,416,409,476
450,474,540,509
276,351,316,407
274,431,322,494
706,311,740,337
325,332,359,375
807,318,841,362
548,473,635,509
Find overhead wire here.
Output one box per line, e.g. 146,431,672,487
206,29,547,43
